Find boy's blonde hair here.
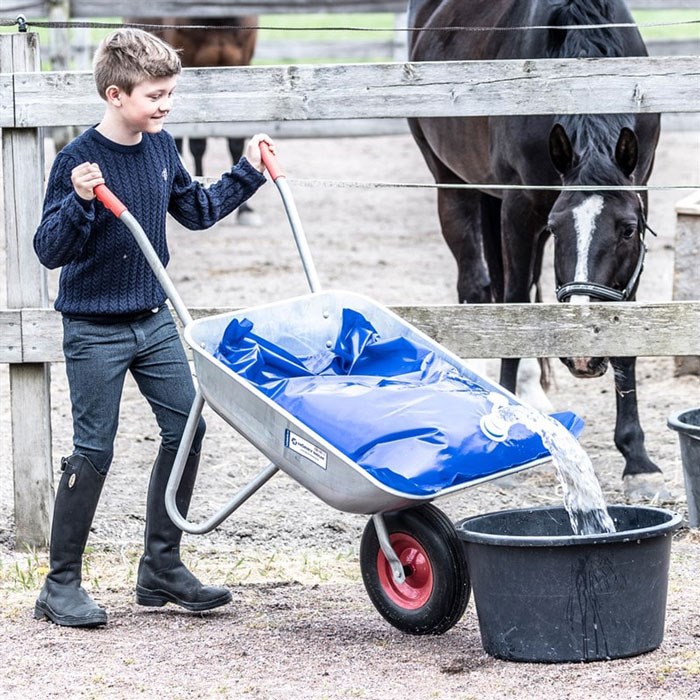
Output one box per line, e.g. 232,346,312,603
93,28,181,98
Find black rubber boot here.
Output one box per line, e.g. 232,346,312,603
136,448,232,612
34,454,108,628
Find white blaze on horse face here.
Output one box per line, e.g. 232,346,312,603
570,195,605,305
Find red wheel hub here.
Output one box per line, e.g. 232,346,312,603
377,532,434,609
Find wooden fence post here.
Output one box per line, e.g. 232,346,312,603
1,31,53,548
673,192,700,376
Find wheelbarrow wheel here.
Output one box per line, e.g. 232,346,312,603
360,503,470,635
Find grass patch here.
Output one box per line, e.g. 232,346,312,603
634,10,700,41
0,547,45,591
0,542,361,599
257,13,395,43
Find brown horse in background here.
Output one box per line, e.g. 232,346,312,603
139,17,260,225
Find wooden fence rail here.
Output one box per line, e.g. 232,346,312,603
1,25,699,546
2,303,700,366
3,55,697,140
3,57,698,129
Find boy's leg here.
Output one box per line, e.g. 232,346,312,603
62,319,133,473
136,447,232,610
36,319,133,626
34,454,108,627
129,309,231,611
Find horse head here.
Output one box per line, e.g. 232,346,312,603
546,121,650,378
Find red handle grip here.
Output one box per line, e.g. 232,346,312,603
260,141,284,181
94,183,127,218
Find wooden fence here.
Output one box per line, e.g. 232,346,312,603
4,1,699,135
1,6,700,545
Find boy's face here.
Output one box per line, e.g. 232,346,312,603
111,76,178,135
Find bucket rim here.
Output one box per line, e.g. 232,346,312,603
455,504,683,547
667,407,700,438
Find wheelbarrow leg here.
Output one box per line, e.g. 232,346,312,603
165,389,280,534
372,514,406,584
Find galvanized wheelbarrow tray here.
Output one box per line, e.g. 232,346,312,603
94,145,577,636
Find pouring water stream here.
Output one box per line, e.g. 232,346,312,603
482,393,616,535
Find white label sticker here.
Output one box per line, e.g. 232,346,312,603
285,430,328,470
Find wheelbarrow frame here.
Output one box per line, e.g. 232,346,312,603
91,145,549,628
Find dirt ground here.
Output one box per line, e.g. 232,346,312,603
1,124,699,699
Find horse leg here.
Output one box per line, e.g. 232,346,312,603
480,193,503,302
515,233,554,411
498,196,545,397
189,138,207,178
611,356,658,475
499,360,520,396
482,192,551,408
610,357,670,500
437,188,492,304
227,137,261,226
478,192,551,410
407,119,491,302
227,137,244,163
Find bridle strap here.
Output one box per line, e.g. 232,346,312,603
556,239,647,302
557,281,626,302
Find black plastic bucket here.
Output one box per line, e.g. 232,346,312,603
456,505,682,663
668,407,700,528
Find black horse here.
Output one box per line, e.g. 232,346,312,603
407,0,664,498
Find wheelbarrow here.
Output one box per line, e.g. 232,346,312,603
94,144,583,636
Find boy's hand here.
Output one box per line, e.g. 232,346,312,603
245,134,275,173
71,162,105,201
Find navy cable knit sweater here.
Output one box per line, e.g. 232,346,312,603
34,127,266,317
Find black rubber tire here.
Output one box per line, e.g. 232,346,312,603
360,503,470,635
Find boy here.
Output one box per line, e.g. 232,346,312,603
33,28,272,627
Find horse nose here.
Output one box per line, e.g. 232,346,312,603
562,356,608,378
574,357,594,374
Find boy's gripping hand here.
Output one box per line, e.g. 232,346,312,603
244,134,275,174
71,162,105,202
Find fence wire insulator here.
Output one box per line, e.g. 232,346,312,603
16,15,27,33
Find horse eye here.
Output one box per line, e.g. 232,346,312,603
622,225,638,240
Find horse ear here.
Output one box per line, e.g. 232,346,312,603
615,127,638,177
549,123,574,176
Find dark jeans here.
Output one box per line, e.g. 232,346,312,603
62,307,206,475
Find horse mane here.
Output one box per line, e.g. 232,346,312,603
545,1,635,183
547,0,626,58
557,115,637,186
